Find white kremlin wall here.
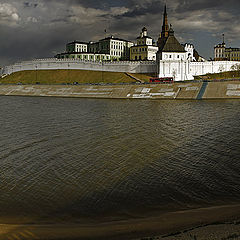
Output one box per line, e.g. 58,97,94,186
1,58,240,82
0,58,157,76
158,60,240,81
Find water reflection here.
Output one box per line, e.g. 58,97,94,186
0,97,240,224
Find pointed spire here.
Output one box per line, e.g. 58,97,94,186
164,4,167,15
161,4,169,38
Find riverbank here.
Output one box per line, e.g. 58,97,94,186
0,69,153,84
0,80,240,99
1,204,240,240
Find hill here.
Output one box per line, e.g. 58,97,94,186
0,70,153,84
194,70,240,81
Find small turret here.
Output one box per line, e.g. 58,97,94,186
140,27,148,38
168,24,174,36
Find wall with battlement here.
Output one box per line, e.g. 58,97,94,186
158,60,240,81
2,58,240,82
0,58,157,76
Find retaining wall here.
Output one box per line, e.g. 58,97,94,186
0,81,240,99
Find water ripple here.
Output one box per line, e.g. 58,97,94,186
0,97,240,222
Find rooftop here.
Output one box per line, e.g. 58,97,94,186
67,41,88,45
99,36,132,43
137,36,153,39
158,35,186,53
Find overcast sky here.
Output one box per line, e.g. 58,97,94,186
0,0,240,66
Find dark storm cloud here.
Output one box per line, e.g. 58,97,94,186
0,0,239,66
70,0,124,8
119,1,164,18
24,2,38,8
175,0,240,12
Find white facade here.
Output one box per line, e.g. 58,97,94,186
184,44,196,61
66,42,88,53
1,59,157,76
158,60,240,81
57,53,111,61
89,36,134,60
130,27,158,61
160,52,187,61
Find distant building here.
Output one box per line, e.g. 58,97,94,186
56,37,133,61
66,41,88,53
183,43,206,62
89,36,134,61
56,52,111,61
225,48,240,61
130,27,158,61
214,36,240,61
55,40,111,61
158,25,187,62
156,5,224,81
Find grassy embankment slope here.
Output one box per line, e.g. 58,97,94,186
194,70,240,80
0,70,153,84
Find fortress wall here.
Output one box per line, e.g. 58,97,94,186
2,59,239,82
158,60,240,81
1,59,157,76
190,61,240,76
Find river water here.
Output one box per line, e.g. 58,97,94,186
0,96,240,224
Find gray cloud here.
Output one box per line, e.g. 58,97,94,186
0,0,239,66
0,3,20,26
24,2,38,8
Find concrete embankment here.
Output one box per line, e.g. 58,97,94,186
0,81,240,99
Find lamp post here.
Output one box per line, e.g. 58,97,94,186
101,58,104,83
35,65,37,83
68,63,70,83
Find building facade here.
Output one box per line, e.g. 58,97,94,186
130,27,158,61
225,48,240,61
3,5,240,81
89,36,134,61
56,52,111,61
66,41,88,53
156,5,239,81
56,37,133,61
56,41,111,61
214,38,240,61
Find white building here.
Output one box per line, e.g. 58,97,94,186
130,27,158,61
214,37,240,61
66,41,88,53
2,5,240,80
56,37,134,61
184,44,196,61
56,52,111,61
156,5,240,81
89,36,134,61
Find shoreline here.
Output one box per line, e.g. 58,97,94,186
0,81,240,100
1,204,240,240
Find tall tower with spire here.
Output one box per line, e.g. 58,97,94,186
157,4,170,47
157,5,186,62
161,5,169,39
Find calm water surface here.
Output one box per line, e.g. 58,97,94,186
0,96,240,223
